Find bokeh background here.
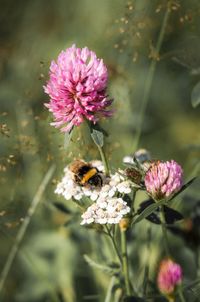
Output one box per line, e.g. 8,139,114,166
0,0,200,301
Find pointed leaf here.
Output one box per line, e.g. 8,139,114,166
191,82,200,108
84,255,120,276
170,177,197,201
137,199,155,212
133,200,165,225
164,206,183,224
137,199,161,225
146,213,161,225
91,128,104,147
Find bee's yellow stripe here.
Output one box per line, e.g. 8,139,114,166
81,168,97,184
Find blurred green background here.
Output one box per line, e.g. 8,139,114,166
0,0,200,301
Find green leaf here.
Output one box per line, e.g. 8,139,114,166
52,202,72,214
91,128,104,147
191,82,200,108
64,126,74,149
133,200,165,225
84,255,120,276
163,205,183,224
137,199,161,225
169,177,197,201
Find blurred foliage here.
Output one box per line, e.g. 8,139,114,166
0,0,200,301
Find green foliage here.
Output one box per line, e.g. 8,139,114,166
133,200,165,224
169,177,197,201
90,124,105,148
84,255,120,276
0,0,200,301
17,231,78,302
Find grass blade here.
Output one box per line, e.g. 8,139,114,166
0,164,56,294
133,200,165,225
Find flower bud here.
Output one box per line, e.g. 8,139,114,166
119,217,131,231
157,258,182,295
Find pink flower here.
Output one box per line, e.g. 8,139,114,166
144,160,183,200
44,44,113,132
157,258,182,294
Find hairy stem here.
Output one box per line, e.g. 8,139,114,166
105,225,122,265
97,144,110,176
121,229,131,296
160,205,170,256
144,227,152,295
134,2,171,150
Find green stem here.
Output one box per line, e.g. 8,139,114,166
144,227,152,295
177,286,186,302
133,2,171,151
121,229,131,296
160,205,170,256
105,225,122,265
105,276,116,302
97,144,110,176
131,189,137,212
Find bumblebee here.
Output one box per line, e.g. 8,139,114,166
69,160,103,188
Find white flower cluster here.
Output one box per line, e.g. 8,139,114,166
55,162,132,201
81,197,130,225
55,160,132,225
55,167,87,201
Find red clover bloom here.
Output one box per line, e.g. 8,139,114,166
157,258,183,295
144,160,183,200
44,44,113,132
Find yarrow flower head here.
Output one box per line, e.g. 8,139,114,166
55,160,132,202
157,258,183,295
81,197,130,225
144,160,183,200
55,160,132,224
44,44,113,132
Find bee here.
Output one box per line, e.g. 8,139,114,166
69,160,103,188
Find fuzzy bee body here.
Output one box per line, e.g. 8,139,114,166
69,160,103,188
